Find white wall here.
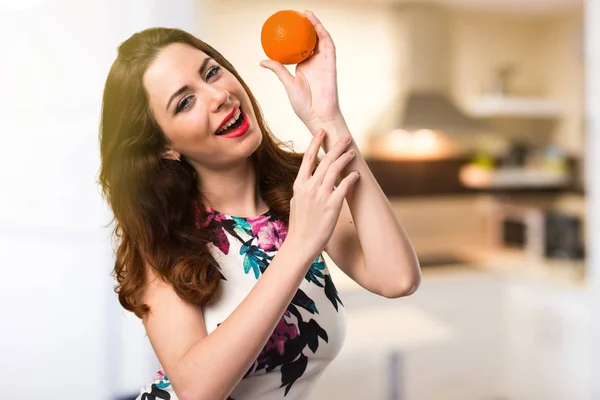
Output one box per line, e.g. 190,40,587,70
585,0,600,397
538,9,585,155
0,0,201,398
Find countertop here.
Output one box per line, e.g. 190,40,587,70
326,248,587,295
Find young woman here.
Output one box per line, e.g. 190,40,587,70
98,10,420,400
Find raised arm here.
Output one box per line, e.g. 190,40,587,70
260,10,420,298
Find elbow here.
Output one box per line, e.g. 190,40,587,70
381,271,421,299
175,390,194,400
171,355,237,400
169,371,200,400
170,360,232,400
177,392,196,400
174,386,202,400
173,379,224,400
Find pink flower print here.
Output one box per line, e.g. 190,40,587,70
195,206,230,255
249,215,288,252
259,311,299,360
195,206,224,229
153,368,167,381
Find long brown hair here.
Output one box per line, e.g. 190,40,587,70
98,27,304,318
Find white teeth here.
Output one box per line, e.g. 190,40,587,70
217,108,242,134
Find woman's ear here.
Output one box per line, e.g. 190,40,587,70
160,147,181,162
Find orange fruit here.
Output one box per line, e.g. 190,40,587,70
261,10,317,65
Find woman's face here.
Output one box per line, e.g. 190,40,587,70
143,43,262,169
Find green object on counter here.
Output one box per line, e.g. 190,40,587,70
542,145,567,172
471,152,494,170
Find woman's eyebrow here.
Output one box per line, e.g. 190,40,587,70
165,57,213,111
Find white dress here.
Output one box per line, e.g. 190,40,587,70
136,207,347,399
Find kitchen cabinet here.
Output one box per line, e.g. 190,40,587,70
465,95,563,119
399,272,506,400
502,280,590,400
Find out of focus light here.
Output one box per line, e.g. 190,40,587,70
0,0,46,10
412,129,439,153
370,128,452,160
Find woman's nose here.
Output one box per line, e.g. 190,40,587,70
209,86,231,113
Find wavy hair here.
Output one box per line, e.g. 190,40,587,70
98,27,305,318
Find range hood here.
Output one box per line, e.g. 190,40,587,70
397,3,486,134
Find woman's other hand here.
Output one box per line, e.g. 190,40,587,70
285,130,359,262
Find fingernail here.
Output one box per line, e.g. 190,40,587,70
354,170,360,177
344,136,352,143
317,129,325,137
349,150,356,157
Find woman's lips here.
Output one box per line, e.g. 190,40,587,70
216,109,250,139
216,104,241,133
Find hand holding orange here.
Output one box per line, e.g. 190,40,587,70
261,10,317,65
260,10,341,128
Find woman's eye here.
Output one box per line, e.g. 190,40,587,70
206,65,221,81
175,95,194,114
173,65,221,115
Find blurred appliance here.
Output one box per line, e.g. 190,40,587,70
544,211,585,259
492,203,546,258
489,203,584,260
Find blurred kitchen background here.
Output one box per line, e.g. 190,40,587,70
1,0,600,398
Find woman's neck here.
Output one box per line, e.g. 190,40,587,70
195,160,268,218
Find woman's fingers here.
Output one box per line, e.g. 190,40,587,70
297,130,325,182
303,10,334,52
320,149,356,192
312,136,352,184
330,170,360,204
260,59,295,88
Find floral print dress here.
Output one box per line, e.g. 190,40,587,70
136,206,347,400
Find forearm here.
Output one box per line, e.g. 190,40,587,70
306,116,421,296
174,240,313,400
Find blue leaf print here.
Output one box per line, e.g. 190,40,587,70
241,242,273,279
305,260,326,287
157,379,171,389
240,237,253,256
243,254,260,278
232,216,253,236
